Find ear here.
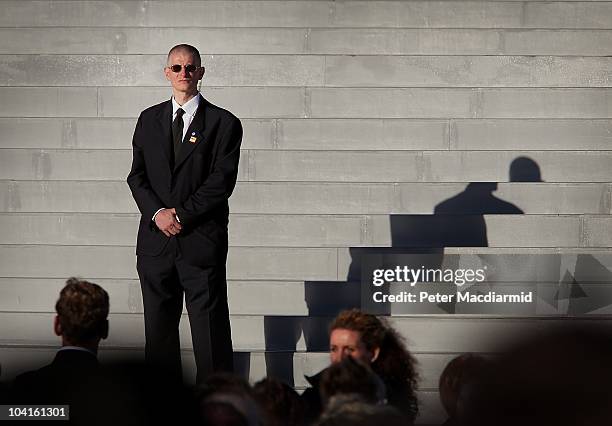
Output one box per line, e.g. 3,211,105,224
53,315,62,337
100,320,109,340
370,347,381,363
197,66,205,81
164,66,172,82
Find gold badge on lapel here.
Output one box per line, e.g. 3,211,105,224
189,132,197,144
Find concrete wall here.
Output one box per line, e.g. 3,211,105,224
1,1,611,423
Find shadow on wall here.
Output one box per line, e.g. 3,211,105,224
261,156,608,385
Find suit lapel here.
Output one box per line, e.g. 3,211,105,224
173,95,219,173
154,99,173,169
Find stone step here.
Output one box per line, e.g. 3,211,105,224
2,181,609,215
3,87,612,119
1,245,611,281
2,312,605,353
3,213,611,248
1,1,610,29
1,149,611,182
1,28,611,55
4,118,612,151
2,55,611,87
2,277,612,317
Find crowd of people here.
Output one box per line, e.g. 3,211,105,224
2,278,612,426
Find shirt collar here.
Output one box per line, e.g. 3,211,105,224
172,93,200,117
59,345,97,356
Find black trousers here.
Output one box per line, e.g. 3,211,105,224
137,238,233,383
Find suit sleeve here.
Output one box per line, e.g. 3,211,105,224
175,116,243,228
126,114,165,223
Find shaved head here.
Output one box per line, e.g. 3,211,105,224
167,44,201,67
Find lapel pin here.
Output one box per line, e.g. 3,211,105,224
189,132,197,143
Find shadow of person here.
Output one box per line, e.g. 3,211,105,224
387,182,524,314
509,156,543,182
263,157,540,384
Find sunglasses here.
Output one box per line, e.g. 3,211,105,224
169,64,199,73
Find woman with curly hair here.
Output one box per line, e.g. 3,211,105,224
302,309,419,424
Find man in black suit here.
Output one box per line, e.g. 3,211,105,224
11,278,109,407
127,44,242,383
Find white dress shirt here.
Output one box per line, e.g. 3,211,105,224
152,93,201,222
172,93,200,142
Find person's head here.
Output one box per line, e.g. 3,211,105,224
329,310,384,365
253,377,304,426
195,373,262,426
328,309,419,416
164,44,205,98
320,356,385,407
54,277,109,351
439,353,489,420
316,394,407,426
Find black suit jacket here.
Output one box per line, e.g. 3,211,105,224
127,95,242,266
11,349,100,404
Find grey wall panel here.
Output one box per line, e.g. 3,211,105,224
480,89,612,119
98,87,307,118
248,150,421,182
0,181,139,213
7,54,608,88
0,278,142,314
3,277,612,319
524,2,612,28
310,29,504,55
3,2,611,29
421,151,612,183
249,151,612,183
1,149,609,182
503,30,612,56
332,2,612,29
2,313,608,353
0,28,308,54
0,213,587,248
1,181,608,215
0,149,132,181
310,88,612,118
0,118,136,149
0,149,248,181
450,119,612,151
0,214,140,246
0,245,340,281
5,28,611,56
324,56,612,87
310,29,612,55
0,1,331,28
0,55,325,87
232,182,400,214
329,2,523,28
0,118,273,150
583,216,612,247
277,119,449,151
0,87,98,117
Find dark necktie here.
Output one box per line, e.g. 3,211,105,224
172,108,185,161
